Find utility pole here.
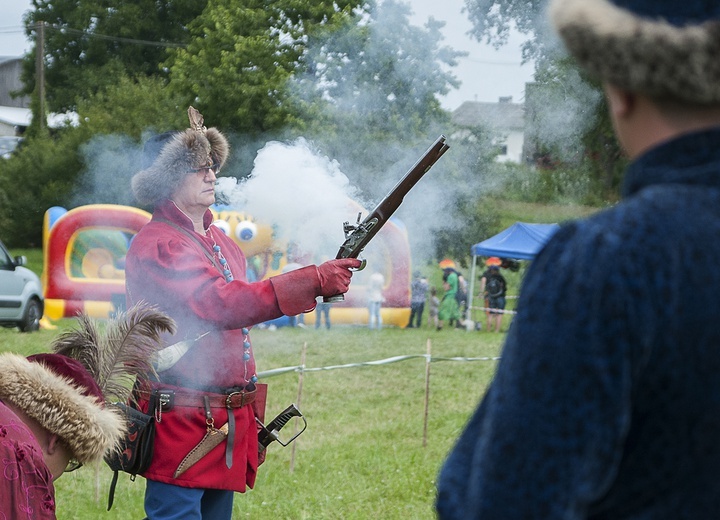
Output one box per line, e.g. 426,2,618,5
35,21,46,132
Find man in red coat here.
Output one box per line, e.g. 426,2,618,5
125,107,360,520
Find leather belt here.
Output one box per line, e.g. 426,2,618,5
140,388,257,409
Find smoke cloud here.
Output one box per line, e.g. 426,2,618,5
215,138,365,260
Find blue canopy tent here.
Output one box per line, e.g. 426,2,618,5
466,222,560,329
471,222,560,260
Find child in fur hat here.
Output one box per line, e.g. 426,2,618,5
437,1,720,519
0,354,121,519
0,306,172,520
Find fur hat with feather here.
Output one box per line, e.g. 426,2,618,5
132,106,230,206
550,0,720,104
0,304,175,464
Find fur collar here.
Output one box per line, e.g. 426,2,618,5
0,353,124,464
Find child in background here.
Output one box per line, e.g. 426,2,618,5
428,286,440,329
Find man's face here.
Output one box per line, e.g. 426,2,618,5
171,165,218,214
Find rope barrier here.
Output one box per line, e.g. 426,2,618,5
257,353,500,379
471,305,517,315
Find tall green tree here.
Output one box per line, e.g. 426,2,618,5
22,0,206,112
166,0,365,134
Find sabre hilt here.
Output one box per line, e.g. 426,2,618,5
257,403,307,453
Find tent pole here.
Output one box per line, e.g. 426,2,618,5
466,255,477,331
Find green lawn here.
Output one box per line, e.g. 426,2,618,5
0,321,503,519
2,199,596,518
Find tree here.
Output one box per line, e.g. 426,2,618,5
428,125,503,264
292,0,464,196
166,0,366,134
463,0,549,62
464,0,626,198
22,0,207,112
71,75,189,208
0,126,91,246
0,75,186,246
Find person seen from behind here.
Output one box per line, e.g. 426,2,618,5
428,286,440,329
314,298,331,329
437,0,720,518
406,270,429,328
367,270,385,329
480,262,507,333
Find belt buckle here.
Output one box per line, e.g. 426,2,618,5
226,391,246,408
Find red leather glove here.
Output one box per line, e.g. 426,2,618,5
316,258,362,297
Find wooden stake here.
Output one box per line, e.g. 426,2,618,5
290,341,307,472
423,338,432,447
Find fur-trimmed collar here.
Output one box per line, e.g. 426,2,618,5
550,0,720,104
0,353,124,464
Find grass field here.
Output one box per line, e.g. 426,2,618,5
2,200,595,518
0,320,504,519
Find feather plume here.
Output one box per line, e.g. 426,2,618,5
52,303,176,404
188,106,206,133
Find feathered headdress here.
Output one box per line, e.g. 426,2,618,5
0,304,175,464
131,106,230,206
51,304,175,404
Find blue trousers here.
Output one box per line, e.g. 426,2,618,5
144,479,234,520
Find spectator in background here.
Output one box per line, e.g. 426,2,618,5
480,264,507,333
314,298,331,330
367,271,385,329
428,287,440,329
406,271,429,328
436,1,720,518
454,271,468,326
478,257,501,328
437,267,461,331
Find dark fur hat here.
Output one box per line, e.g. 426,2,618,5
550,0,720,104
132,107,230,206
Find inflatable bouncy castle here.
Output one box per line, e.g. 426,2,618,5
42,204,412,326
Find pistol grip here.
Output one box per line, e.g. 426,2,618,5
322,258,365,303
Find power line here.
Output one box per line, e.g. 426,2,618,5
0,26,27,35
46,25,188,48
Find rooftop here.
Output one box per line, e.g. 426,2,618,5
452,99,525,130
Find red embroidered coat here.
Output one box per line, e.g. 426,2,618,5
125,200,321,491
0,400,56,519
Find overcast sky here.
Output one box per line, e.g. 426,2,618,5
0,0,535,111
